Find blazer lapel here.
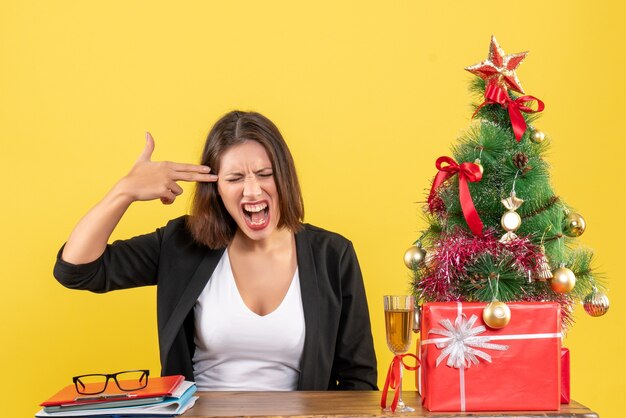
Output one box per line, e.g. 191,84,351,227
295,226,321,390
160,247,225,368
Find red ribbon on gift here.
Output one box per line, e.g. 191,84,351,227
474,82,545,141
380,353,419,412
427,156,484,236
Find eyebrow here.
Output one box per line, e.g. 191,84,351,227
222,167,273,176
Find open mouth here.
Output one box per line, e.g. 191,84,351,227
241,201,270,230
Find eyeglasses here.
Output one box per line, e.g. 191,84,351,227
72,370,150,395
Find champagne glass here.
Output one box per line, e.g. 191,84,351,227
383,295,414,412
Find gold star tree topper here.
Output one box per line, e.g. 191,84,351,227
465,36,528,94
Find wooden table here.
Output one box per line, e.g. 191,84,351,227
182,391,598,417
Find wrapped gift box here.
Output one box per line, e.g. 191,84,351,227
420,302,561,412
561,347,570,404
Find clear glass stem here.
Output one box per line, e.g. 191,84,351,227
396,365,405,409
395,362,414,412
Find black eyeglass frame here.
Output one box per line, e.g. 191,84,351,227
72,370,150,395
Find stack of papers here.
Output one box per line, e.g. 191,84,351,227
36,375,197,417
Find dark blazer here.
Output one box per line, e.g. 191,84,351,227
54,216,378,390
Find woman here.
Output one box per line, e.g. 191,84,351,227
54,111,378,391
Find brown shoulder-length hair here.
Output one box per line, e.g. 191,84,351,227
187,111,304,248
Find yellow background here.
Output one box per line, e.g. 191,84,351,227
1,1,624,416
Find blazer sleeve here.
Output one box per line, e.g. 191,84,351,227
332,242,378,390
53,226,166,293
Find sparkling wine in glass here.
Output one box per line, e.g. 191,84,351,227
383,295,414,412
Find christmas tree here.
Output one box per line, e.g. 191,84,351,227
406,36,609,328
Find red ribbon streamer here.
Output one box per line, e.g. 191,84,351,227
474,82,545,141
427,156,484,236
380,353,419,412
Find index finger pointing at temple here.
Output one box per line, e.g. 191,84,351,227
168,162,214,173
173,172,219,183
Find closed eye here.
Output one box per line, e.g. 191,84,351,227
224,176,244,183
223,169,272,182
255,168,273,177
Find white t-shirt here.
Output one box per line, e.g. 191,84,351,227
192,251,306,390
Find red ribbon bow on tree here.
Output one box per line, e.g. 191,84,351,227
474,82,545,141
380,353,419,412
427,156,484,236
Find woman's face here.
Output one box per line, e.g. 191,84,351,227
217,140,281,242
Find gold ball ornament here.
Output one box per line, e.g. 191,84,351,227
583,291,610,317
530,129,545,143
563,212,586,237
473,158,484,175
550,265,576,293
404,244,427,269
483,301,511,329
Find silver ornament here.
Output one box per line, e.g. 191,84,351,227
412,305,422,333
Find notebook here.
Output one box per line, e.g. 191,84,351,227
40,375,184,408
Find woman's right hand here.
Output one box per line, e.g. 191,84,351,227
115,132,218,205
61,132,218,265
